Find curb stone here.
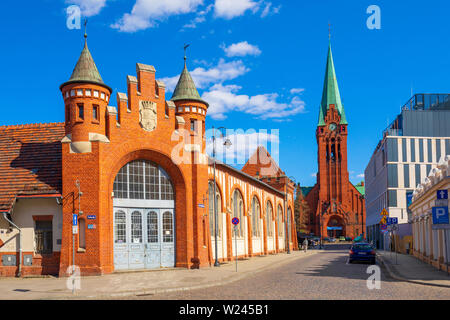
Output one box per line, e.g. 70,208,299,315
376,253,450,289
57,250,319,300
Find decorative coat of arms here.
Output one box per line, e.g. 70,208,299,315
139,100,157,132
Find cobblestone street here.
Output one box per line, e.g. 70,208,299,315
124,244,450,300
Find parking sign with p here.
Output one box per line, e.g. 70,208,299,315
432,207,449,225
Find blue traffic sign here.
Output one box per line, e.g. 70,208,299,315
387,217,398,225
87,215,96,220
432,207,449,225
437,190,448,200
232,217,240,225
72,214,78,226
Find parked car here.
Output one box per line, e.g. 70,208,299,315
339,236,346,242
349,243,376,264
329,237,337,243
345,237,352,241
323,237,330,242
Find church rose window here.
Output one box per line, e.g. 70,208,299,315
113,160,174,200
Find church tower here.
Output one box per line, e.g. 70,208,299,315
316,42,349,205
302,41,365,240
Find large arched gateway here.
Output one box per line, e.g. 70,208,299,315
112,160,175,270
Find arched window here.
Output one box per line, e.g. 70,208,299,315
277,205,283,237
266,201,273,237
79,218,86,249
113,160,174,200
162,211,173,243
147,211,158,243
114,210,126,243
252,196,260,237
131,211,142,243
208,181,222,238
232,189,244,238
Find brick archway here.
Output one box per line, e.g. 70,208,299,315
324,215,346,238
107,149,188,269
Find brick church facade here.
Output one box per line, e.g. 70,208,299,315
0,35,297,277
302,43,366,240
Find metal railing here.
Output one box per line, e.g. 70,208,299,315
402,93,450,111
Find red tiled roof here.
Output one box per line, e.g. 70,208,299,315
241,146,284,178
0,123,65,213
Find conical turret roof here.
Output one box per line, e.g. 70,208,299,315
60,37,111,92
171,60,208,107
318,43,347,126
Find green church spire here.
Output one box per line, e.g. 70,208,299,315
318,43,347,126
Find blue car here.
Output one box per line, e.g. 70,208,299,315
349,243,376,264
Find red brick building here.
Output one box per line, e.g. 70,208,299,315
0,36,296,277
302,43,366,240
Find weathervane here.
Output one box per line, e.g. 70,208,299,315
84,18,88,42
184,43,190,64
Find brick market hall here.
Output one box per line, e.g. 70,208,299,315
0,33,299,277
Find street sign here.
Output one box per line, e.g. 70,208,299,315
432,207,449,225
380,216,387,225
72,214,78,226
232,217,240,225
88,224,96,229
198,204,205,208
72,226,78,234
437,190,448,200
380,224,387,231
381,208,389,216
387,217,398,225
87,215,96,220
435,199,448,207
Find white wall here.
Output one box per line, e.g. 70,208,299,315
0,198,62,253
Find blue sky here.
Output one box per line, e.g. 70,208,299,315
0,0,449,187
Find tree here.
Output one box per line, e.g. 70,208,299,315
294,184,311,233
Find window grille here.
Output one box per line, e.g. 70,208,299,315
114,211,126,243
163,211,173,243
113,160,173,200
35,221,53,254
147,211,158,243
131,211,142,243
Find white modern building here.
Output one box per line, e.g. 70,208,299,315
410,155,449,272
365,94,450,250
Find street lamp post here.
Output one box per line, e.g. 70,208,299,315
286,176,296,253
211,126,232,267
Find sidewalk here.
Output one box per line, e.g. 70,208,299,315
0,250,318,300
377,250,450,288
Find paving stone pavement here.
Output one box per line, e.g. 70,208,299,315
0,250,318,300
377,250,450,288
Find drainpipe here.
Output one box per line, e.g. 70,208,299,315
3,212,22,277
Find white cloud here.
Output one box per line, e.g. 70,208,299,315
214,0,260,19
260,2,281,18
67,0,108,16
111,0,204,32
311,173,317,177
206,130,279,166
222,41,261,57
182,4,213,29
357,174,365,179
202,83,306,120
290,88,305,94
161,59,250,92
